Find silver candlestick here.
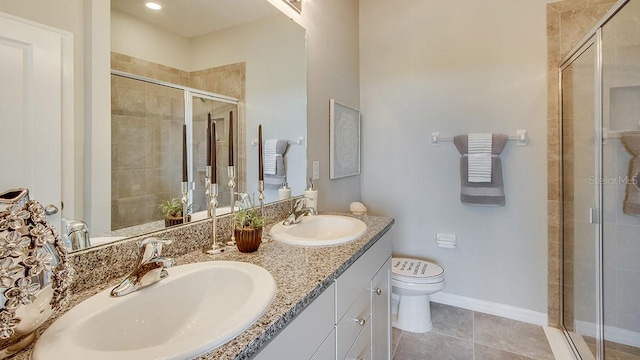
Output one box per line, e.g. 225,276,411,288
258,180,265,217
205,166,211,198
181,181,190,225
206,182,225,254
227,165,236,246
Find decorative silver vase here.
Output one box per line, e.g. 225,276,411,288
0,189,72,358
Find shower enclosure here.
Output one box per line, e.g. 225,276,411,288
111,71,240,231
560,0,640,359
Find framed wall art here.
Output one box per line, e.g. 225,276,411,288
329,99,361,179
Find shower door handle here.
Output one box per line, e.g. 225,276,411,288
589,208,599,224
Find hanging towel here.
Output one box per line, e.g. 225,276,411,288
263,139,279,175
263,139,289,190
453,134,509,206
467,133,493,183
621,131,640,216
460,155,505,206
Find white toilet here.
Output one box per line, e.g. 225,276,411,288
391,257,445,333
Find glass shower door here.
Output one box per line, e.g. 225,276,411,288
601,1,640,358
561,40,599,359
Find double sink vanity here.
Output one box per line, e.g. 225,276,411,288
12,203,394,360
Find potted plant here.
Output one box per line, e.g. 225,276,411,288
233,206,265,253
158,197,191,227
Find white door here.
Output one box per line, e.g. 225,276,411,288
0,14,68,231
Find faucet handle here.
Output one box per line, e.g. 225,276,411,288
293,197,307,211
138,237,172,262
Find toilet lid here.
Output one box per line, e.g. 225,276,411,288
392,257,444,283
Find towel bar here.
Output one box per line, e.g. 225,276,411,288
431,130,527,147
251,136,305,147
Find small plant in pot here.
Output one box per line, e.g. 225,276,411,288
158,197,191,227
233,206,265,253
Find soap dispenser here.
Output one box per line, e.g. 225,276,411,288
279,181,291,200
304,178,318,211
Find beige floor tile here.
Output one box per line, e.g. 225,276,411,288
431,302,473,341
393,331,473,360
473,312,554,360
474,344,539,360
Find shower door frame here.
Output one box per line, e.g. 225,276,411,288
559,34,602,360
557,0,629,359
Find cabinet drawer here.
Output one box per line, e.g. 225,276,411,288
337,287,371,359
344,318,372,360
336,230,392,320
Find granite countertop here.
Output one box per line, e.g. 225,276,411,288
12,214,393,360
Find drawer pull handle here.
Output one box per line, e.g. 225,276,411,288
373,287,382,296
354,317,366,326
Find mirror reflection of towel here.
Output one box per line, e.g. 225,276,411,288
263,139,289,190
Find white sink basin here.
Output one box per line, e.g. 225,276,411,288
270,215,367,246
32,261,276,360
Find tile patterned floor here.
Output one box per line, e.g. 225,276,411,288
392,303,555,360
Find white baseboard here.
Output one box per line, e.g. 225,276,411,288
430,292,548,326
575,320,640,348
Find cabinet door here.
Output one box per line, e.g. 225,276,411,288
310,328,336,360
254,283,335,360
371,258,391,360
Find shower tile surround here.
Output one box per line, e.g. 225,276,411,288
110,52,247,230
10,200,394,359
546,0,617,328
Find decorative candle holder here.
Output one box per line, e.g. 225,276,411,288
258,180,265,217
181,182,190,225
227,166,236,246
204,166,212,198
206,183,225,254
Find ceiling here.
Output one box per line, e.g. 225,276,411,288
111,0,282,38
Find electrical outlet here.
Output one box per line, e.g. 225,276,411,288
312,161,320,180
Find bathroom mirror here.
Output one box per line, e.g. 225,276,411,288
87,0,307,249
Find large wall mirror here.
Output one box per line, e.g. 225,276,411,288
92,0,307,249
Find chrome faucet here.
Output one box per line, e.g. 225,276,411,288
283,198,317,226
110,238,175,297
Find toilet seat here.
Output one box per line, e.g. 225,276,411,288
391,257,444,284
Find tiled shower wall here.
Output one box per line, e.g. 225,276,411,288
111,53,246,230
547,0,617,328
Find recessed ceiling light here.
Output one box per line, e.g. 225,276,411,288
145,2,162,10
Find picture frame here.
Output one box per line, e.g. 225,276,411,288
329,99,361,179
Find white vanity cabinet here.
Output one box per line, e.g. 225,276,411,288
253,229,392,360
336,232,392,360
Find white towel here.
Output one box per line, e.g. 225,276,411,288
467,133,492,183
264,139,278,175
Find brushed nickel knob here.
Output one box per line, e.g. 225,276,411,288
44,204,59,215
354,317,366,326
374,287,382,296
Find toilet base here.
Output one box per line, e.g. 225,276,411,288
392,294,433,333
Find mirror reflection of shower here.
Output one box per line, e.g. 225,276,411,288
110,72,241,231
